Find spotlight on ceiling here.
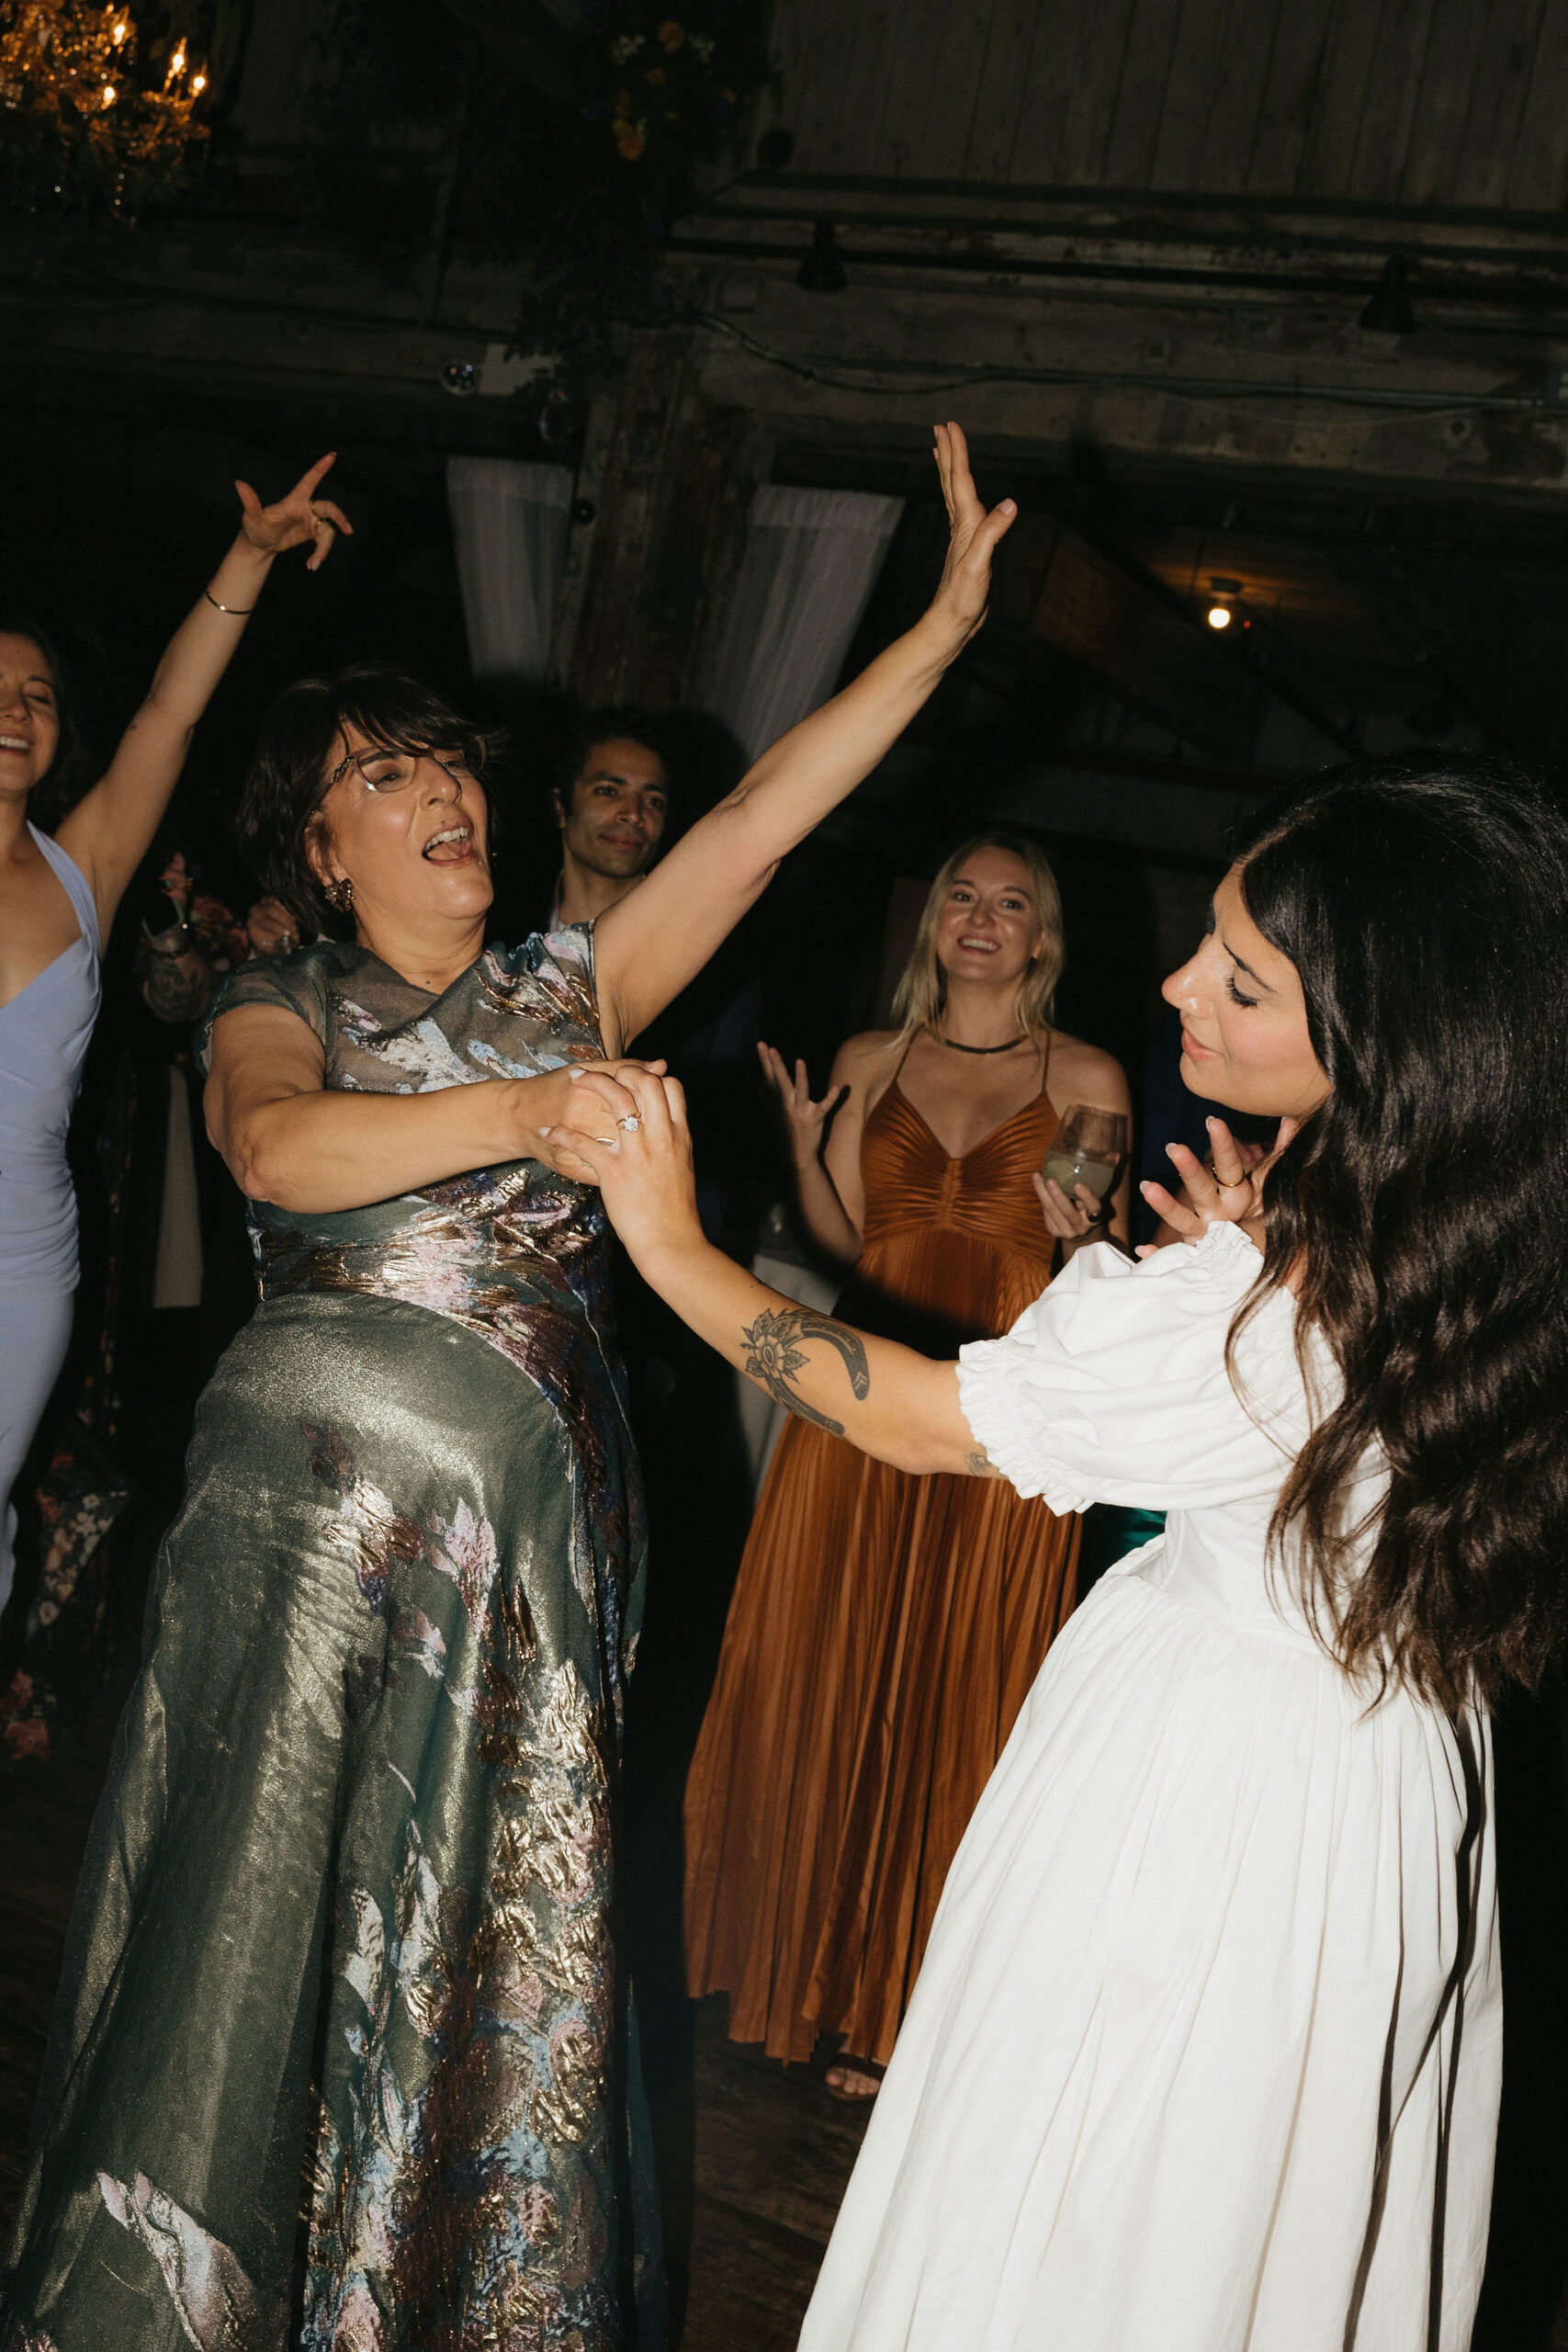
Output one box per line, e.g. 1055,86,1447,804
1207,604,1232,629
1360,254,1416,335
797,220,847,293
1206,574,1242,630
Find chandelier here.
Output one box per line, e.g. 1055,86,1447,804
0,2,209,219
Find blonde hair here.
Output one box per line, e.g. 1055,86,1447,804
889,831,1066,1046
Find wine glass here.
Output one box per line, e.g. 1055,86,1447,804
1042,1104,1129,1214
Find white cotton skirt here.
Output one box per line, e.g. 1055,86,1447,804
799,1549,1501,2352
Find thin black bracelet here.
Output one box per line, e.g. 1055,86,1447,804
204,586,255,616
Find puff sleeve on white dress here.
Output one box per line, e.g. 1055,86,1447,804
800,1224,1500,2352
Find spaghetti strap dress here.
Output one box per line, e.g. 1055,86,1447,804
2,932,663,2352
801,1225,1499,2352
0,825,101,1614
683,1058,1080,2069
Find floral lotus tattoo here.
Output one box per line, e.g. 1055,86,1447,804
740,1306,871,1438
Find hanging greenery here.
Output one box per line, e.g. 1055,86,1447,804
0,0,211,220
320,0,770,389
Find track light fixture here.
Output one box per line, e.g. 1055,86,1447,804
797,220,848,294
1359,255,1416,335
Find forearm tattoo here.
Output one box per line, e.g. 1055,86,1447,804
740,1306,871,1439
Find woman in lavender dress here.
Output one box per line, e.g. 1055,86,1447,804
0,460,350,1620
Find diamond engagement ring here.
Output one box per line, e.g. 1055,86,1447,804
616,1114,641,1134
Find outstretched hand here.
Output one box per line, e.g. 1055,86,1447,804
565,1066,707,1266
758,1041,845,1164
1137,1114,1299,1257
235,452,354,573
926,422,1016,650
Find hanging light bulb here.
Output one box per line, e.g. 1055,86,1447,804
1206,604,1231,630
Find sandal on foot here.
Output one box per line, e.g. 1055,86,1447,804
824,2062,884,2102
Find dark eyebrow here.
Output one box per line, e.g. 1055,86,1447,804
1220,932,1271,990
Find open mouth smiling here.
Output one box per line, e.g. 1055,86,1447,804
422,823,474,862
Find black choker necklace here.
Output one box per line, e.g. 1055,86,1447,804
937,1031,1029,1056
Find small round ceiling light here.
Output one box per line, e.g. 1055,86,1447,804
1207,604,1232,629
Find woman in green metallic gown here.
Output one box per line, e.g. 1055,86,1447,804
1,428,1015,2352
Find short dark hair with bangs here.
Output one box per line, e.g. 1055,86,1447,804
237,662,502,935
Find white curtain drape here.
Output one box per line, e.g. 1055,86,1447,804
446,457,573,690
705,485,905,760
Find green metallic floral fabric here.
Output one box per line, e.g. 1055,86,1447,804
1,933,663,2352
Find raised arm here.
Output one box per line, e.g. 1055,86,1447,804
566,1065,989,1476
592,424,1015,1054
54,456,352,939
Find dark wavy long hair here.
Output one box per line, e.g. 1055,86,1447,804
237,662,502,937
1229,757,1568,1707
0,607,98,827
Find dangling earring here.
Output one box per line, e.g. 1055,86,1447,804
327,876,355,913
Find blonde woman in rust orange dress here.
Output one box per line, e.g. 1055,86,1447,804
683,832,1132,2096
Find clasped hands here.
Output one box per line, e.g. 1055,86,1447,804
533,1057,675,1187
546,1064,705,1258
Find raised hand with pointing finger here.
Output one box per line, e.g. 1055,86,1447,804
233,451,354,574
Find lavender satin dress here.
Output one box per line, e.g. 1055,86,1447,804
0,824,101,1611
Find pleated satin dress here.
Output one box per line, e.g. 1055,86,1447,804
683,1066,1081,2069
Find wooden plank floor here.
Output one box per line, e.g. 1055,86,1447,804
0,1661,133,2237
682,2008,869,2352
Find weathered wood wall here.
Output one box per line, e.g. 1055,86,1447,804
768,0,1568,212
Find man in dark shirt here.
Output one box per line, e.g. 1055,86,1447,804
547,708,673,928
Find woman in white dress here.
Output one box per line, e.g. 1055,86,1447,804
568,753,1568,2351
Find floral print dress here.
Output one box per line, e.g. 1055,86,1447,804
1,933,662,2352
